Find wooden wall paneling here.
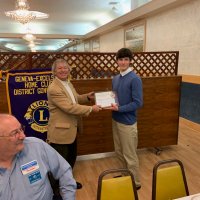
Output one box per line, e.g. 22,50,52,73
77,111,114,155
72,79,112,94
72,76,182,154
0,82,9,113
72,79,114,155
0,76,181,155
137,76,182,148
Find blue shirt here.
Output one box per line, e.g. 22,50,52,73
0,137,76,200
112,69,143,125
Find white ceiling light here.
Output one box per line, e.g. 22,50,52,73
23,33,36,41
5,0,49,24
28,42,35,48
22,26,36,42
30,47,36,52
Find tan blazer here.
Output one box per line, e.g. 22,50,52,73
47,78,91,144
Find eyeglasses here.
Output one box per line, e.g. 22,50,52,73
0,125,25,138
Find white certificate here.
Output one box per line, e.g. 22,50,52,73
95,91,118,108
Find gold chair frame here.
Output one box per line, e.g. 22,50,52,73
152,159,189,200
97,168,139,200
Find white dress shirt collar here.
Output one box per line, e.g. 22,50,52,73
120,67,132,77
56,77,76,103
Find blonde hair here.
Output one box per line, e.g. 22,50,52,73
51,59,71,73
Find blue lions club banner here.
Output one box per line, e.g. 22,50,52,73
6,69,53,141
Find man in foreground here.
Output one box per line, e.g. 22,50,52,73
0,114,76,200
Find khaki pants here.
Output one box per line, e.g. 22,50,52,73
112,119,140,186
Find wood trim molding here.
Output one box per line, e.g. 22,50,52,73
180,74,200,84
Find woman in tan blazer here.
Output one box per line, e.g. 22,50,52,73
47,59,101,190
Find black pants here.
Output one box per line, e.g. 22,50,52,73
52,195,63,200
50,139,77,168
51,139,77,200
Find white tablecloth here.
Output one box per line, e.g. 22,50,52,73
174,193,200,200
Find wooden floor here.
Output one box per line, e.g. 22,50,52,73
73,118,200,200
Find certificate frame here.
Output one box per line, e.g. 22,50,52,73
95,91,118,108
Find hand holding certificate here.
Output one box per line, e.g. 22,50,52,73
95,91,118,108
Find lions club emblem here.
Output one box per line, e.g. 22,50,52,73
24,100,49,133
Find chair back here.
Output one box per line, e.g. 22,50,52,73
97,168,138,200
152,159,189,200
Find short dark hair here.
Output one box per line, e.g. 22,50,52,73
116,48,133,60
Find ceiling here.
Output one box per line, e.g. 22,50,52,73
0,0,191,52
0,0,134,52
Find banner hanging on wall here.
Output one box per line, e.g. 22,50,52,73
6,69,53,141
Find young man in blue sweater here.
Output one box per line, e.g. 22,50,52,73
109,48,143,190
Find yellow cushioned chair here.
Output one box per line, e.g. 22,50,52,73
152,159,189,200
97,168,139,200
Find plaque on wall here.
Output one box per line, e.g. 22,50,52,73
125,24,145,52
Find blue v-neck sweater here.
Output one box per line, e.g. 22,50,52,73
112,71,143,125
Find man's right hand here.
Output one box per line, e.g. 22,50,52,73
91,105,102,112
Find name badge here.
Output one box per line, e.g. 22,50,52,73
20,160,39,175
28,170,42,184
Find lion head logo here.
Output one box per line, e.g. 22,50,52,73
24,100,49,133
